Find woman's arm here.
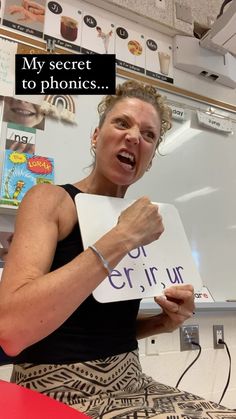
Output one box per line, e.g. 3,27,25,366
136,284,195,339
0,189,164,356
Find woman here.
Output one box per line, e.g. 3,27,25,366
0,80,233,418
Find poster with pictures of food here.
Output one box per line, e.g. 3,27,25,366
115,26,145,75
0,0,6,23
44,0,82,52
2,0,46,38
145,36,174,84
80,12,115,54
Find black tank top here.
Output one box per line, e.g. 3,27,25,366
13,184,141,364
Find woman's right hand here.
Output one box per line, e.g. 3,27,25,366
117,196,164,249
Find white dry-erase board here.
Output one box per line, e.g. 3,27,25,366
75,193,202,302
127,102,236,303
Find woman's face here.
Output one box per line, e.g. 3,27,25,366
92,97,161,188
4,98,44,128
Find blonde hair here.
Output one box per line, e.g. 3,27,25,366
97,79,172,147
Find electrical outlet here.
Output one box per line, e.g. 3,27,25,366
179,325,199,351
213,325,224,349
146,336,159,355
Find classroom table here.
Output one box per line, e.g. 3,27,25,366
0,380,90,419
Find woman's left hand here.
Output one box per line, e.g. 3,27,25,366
154,284,195,332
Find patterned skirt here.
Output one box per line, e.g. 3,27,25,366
11,350,236,418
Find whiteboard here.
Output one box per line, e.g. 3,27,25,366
0,77,236,302
127,110,236,302
75,194,202,302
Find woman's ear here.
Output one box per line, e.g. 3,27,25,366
91,127,100,149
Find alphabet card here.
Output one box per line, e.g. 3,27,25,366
3,0,46,38
44,0,82,52
145,34,174,84
75,194,203,303
81,13,115,54
115,26,145,75
5,123,36,154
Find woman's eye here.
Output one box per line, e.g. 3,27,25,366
116,118,128,128
142,131,155,141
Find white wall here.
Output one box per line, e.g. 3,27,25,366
82,0,236,105
139,310,236,409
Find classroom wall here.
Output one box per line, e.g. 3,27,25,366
83,0,236,105
139,310,236,409
84,0,224,35
0,0,236,410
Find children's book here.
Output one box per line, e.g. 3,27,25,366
0,150,54,207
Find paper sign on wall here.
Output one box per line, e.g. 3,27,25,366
0,37,17,96
194,286,214,302
197,110,232,133
75,194,202,303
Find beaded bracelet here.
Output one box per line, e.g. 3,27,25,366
89,245,113,276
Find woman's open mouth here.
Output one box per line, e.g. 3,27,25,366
117,151,136,171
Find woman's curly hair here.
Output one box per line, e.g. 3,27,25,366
97,79,172,148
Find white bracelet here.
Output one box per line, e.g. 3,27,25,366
89,245,113,276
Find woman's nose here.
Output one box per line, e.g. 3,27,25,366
125,126,140,145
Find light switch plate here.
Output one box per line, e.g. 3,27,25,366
180,325,199,351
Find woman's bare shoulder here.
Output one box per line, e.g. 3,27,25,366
17,184,78,239
18,184,68,214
